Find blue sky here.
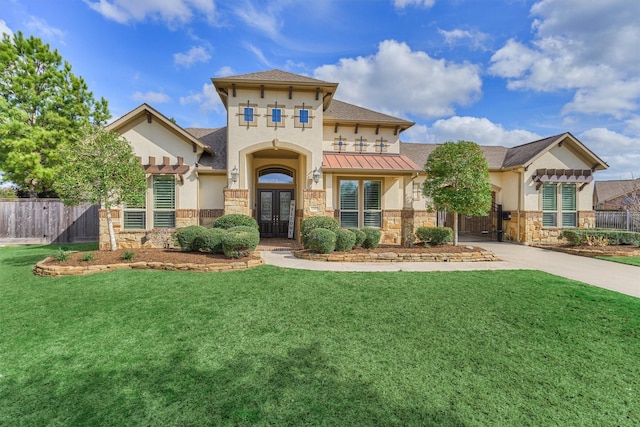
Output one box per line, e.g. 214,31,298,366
2,0,639,180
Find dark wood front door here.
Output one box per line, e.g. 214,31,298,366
258,190,293,238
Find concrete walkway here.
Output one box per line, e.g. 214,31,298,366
260,241,640,298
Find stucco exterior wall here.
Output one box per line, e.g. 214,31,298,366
322,125,401,154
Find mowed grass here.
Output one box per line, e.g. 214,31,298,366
1,244,639,426
596,256,640,267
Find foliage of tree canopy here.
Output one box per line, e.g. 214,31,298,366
55,125,146,251
0,32,109,197
422,140,492,245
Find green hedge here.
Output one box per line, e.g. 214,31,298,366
562,229,640,246
301,216,339,249
192,228,226,254
349,228,366,247
335,229,357,252
307,228,337,254
222,226,261,258
361,227,381,249
173,225,207,252
415,226,453,246
213,214,259,230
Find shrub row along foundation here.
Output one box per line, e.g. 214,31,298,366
33,256,264,277
293,250,499,262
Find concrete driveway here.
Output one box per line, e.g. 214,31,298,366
260,241,640,298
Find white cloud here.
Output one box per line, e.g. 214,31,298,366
402,116,540,146
179,83,222,113
85,0,216,25
243,42,270,67
215,66,235,77
394,0,435,9
131,91,171,104
173,46,211,68
0,19,13,37
233,1,281,40
490,0,640,118
314,40,481,120
439,28,489,50
578,128,640,179
25,16,65,43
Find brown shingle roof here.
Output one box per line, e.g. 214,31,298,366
400,142,508,170
186,127,227,170
323,152,420,172
594,179,640,203
325,99,414,126
218,69,334,84
502,134,561,168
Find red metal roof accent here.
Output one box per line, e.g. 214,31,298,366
322,152,420,172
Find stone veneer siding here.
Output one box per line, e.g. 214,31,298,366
502,210,597,245
99,208,200,250
224,189,250,215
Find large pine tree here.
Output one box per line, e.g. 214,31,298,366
0,32,109,197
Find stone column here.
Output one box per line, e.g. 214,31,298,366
302,190,327,218
224,189,250,215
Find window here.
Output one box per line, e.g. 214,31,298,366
123,197,146,230
267,104,286,127
339,179,382,228
412,182,422,201
542,183,577,227
340,180,359,228
295,105,313,128
364,181,382,227
562,184,577,227
153,175,176,228
542,184,557,227
238,103,257,127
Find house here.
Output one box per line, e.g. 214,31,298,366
102,69,608,249
593,178,640,210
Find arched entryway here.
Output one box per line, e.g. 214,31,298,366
257,167,295,238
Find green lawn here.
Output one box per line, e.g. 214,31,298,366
1,244,639,426
596,256,640,267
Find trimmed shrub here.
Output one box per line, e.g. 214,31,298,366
335,228,357,252
361,227,381,249
173,225,207,252
307,228,336,254
562,229,640,246
300,216,340,248
415,226,453,246
192,228,226,254
349,228,366,247
222,226,260,258
213,214,259,230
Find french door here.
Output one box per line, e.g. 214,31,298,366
258,190,293,237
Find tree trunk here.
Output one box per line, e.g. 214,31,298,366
106,208,117,251
453,212,459,246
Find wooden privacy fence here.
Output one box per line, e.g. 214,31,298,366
595,210,640,232
0,199,99,244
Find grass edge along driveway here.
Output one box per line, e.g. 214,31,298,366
1,244,639,426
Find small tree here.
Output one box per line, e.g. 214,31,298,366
55,125,146,251
422,140,492,246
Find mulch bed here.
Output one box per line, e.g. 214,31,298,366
538,244,640,257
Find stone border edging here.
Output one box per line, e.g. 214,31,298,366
292,250,500,262
33,255,264,277
537,245,640,258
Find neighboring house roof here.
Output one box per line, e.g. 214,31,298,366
400,132,609,172
323,152,420,173
324,99,414,128
107,103,212,154
185,127,227,171
594,178,640,204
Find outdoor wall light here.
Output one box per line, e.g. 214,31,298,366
230,166,239,183
312,167,321,184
